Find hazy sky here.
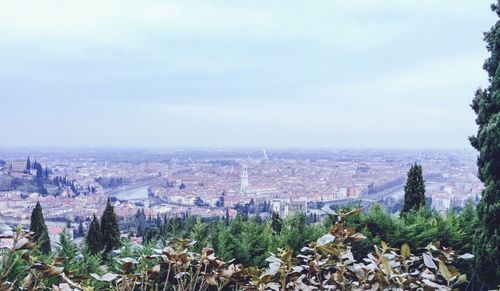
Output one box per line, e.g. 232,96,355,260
0,0,495,148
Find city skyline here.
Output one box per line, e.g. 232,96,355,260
0,0,494,148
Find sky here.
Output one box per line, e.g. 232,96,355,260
0,0,496,149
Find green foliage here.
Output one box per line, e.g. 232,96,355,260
86,214,103,255
0,205,483,290
401,163,426,216
470,1,500,286
190,217,208,253
57,228,77,271
29,201,51,254
100,198,121,253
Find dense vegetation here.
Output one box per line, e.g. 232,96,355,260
0,207,476,290
469,0,500,286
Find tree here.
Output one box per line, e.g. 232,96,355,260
29,201,51,254
400,163,426,216
194,196,205,207
77,221,84,237
35,162,44,180
100,198,121,253
225,208,230,226
190,217,208,252
86,214,103,255
470,2,500,285
58,228,77,270
271,212,282,234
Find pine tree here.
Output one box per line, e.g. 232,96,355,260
29,202,51,254
86,214,103,255
190,217,208,252
58,228,77,270
470,2,500,285
400,163,426,216
100,198,121,253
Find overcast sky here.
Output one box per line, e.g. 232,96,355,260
0,0,495,149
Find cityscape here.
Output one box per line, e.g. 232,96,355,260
0,148,482,247
0,0,498,289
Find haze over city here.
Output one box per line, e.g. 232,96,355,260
0,0,495,148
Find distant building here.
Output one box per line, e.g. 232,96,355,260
240,163,249,193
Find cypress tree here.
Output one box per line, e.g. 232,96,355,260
86,214,103,255
271,212,282,233
401,163,426,216
470,2,500,285
78,221,84,237
29,201,51,254
35,162,43,180
100,198,121,253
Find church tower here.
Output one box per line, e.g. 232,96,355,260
240,163,249,193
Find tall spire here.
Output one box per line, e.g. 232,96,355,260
240,163,249,194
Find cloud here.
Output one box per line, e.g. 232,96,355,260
0,0,495,148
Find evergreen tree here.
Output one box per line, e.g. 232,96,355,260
77,221,84,237
470,2,500,285
271,212,282,234
156,213,162,229
29,201,51,254
35,162,44,180
190,217,208,252
400,163,426,216
225,208,230,226
100,198,121,253
58,228,77,270
86,214,103,255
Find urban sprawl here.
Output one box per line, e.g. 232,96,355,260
0,149,482,247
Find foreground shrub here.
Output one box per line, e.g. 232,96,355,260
1,209,474,290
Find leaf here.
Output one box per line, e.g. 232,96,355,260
317,245,340,257
422,253,437,269
22,273,33,288
401,243,410,259
380,256,392,275
205,275,217,286
35,265,64,278
458,253,474,260
54,283,72,291
348,233,366,242
149,264,161,275
120,257,138,264
316,234,335,246
381,241,388,252
453,274,468,286
438,261,452,282
345,208,362,217
90,273,118,282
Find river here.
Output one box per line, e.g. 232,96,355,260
110,185,150,200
